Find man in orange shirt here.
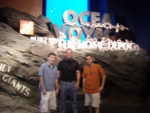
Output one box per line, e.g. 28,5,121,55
82,54,106,113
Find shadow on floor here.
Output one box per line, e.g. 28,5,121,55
56,100,150,113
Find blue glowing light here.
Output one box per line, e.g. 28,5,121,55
45,0,88,41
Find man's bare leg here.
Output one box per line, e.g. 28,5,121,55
48,109,51,113
88,105,92,113
95,107,99,113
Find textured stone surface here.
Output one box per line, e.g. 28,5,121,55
0,8,150,113
0,7,54,37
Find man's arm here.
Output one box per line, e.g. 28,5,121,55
101,74,106,88
82,67,86,92
98,65,106,92
99,74,106,92
39,76,46,95
57,71,61,89
82,78,85,93
75,70,80,89
55,77,59,95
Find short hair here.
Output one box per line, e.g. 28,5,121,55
85,54,96,62
85,54,93,58
48,52,56,57
65,48,73,53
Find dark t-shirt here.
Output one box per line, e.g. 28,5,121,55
57,59,80,81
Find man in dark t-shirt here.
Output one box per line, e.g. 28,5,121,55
57,48,80,113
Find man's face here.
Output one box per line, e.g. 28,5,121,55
66,49,73,59
48,55,56,65
86,56,93,65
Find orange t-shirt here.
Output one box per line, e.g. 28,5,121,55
82,63,105,93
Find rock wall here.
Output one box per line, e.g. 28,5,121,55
0,7,150,113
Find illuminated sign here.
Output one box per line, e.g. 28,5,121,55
61,10,128,41
40,1,135,52
46,9,128,42
30,36,140,53
20,20,34,35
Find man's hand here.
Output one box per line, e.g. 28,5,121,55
42,88,47,95
83,88,85,93
55,88,59,95
98,86,104,92
75,82,79,89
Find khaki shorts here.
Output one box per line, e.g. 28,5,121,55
40,91,57,112
84,93,100,108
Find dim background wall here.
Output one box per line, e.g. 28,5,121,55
90,0,150,56
0,0,43,17
107,0,150,56
0,0,149,55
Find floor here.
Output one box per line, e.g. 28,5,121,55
55,100,150,113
